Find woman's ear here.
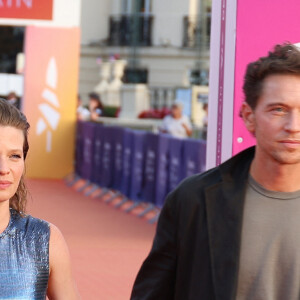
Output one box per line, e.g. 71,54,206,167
240,102,256,134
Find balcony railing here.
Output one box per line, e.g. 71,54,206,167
108,14,154,47
149,87,176,109
182,14,211,50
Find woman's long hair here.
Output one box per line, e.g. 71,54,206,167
0,98,30,214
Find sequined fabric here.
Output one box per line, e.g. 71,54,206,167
0,209,50,299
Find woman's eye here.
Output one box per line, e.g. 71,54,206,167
11,154,22,159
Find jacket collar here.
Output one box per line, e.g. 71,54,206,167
205,146,255,300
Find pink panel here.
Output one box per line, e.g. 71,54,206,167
233,0,300,155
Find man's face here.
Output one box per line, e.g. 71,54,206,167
243,74,300,165
171,105,182,119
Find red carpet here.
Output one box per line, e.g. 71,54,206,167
26,179,156,300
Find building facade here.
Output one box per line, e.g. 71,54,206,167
79,0,211,108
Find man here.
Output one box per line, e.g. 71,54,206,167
160,101,192,138
131,43,300,299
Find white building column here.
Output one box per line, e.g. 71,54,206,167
106,59,127,106
94,62,111,105
111,0,121,14
120,84,150,119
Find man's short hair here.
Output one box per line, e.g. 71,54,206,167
243,43,300,109
172,100,183,110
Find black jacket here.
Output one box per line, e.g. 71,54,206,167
131,147,255,300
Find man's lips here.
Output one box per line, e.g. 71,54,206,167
279,140,300,147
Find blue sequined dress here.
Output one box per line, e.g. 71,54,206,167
0,209,50,299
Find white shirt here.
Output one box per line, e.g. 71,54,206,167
161,115,192,138
77,105,90,120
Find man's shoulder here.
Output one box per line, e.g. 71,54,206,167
174,166,221,197
159,167,222,223
167,146,255,208
163,115,172,121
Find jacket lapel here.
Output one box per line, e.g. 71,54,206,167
204,147,254,300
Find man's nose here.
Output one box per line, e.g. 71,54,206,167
285,111,300,132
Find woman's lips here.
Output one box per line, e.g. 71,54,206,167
0,181,12,190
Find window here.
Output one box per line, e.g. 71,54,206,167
122,0,152,14
0,26,25,74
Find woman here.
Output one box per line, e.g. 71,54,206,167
0,99,80,299
88,92,103,121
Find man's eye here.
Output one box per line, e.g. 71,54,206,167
11,154,22,159
273,107,285,112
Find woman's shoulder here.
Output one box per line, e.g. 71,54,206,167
11,210,50,236
13,211,66,245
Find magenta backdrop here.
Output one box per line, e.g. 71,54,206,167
233,0,300,154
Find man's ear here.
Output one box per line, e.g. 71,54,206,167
240,102,255,134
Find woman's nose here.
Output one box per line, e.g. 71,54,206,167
0,158,10,175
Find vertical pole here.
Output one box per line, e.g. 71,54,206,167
215,0,227,166
206,0,237,169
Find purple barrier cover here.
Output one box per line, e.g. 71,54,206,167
182,138,207,178
100,126,115,188
154,134,170,207
75,121,84,176
130,130,146,201
80,122,96,180
91,123,105,185
167,136,184,193
120,128,134,197
112,127,125,190
142,133,159,204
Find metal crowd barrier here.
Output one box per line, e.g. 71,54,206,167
72,121,207,223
